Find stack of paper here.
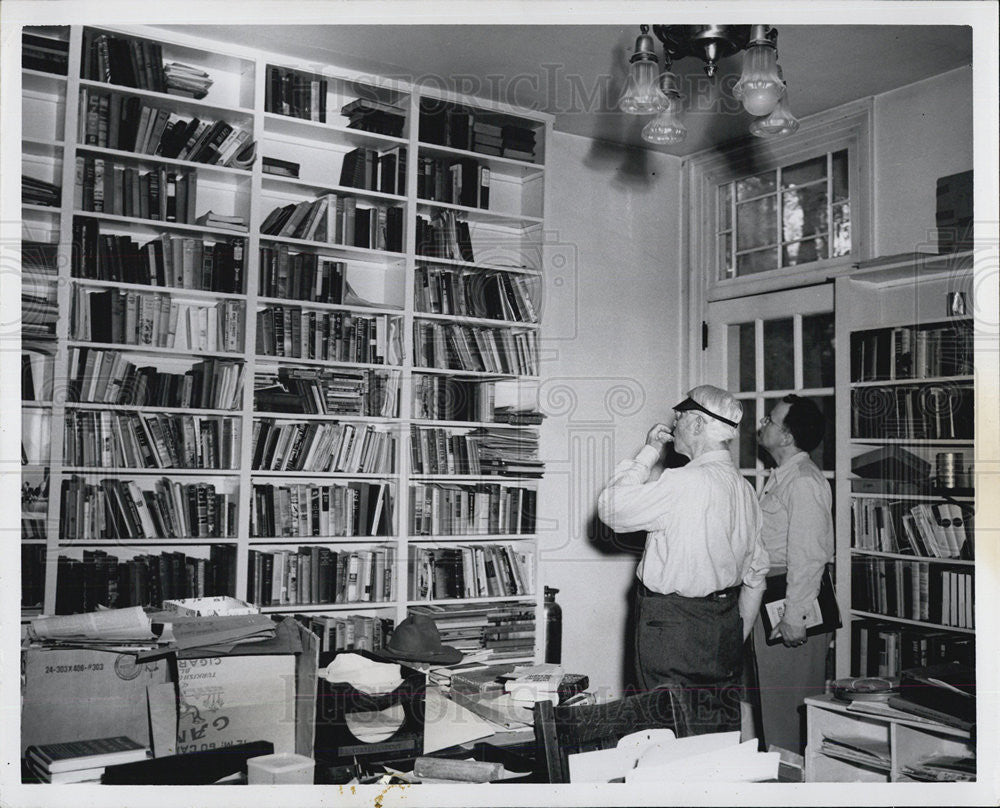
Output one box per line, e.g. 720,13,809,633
504,663,563,703
819,735,891,772
567,729,780,784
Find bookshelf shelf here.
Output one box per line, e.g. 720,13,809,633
22,24,551,661
416,199,544,229
72,209,249,238
850,548,974,566
413,312,540,329
407,595,535,607
835,267,975,680
416,141,544,178
849,610,975,634
75,144,253,179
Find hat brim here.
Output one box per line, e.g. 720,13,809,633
370,645,463,665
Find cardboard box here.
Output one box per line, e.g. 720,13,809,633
21,647,171,755
175,618,318,758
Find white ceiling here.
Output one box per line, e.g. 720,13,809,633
165,24,973,155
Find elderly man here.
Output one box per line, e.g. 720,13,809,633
598,385,769,690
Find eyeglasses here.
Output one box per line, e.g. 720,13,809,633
760,414,786,429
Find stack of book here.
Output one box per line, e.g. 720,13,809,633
81,29,167,92
302,613,394,654
408,543,534,600
22,544,47,609
74,159,199,224
410,601,536,660
413,320,539,376
254,306,401,365
163,62,213,99
251,419,395,474
850,619,973,677
340,146,406,194
501,124,536,162
258,246,345,303
260,196,404,253
72,219,247,292
262,156,300,178
266,65,326,122
22,31,69,75
25,736,148,783
851,499,972,558
247,544,395,605
55,546,238,611
416,156,489,209
196,211,247,232
254,367,399,418
23,176,60,207
409,425,541,477
409,482,537,536
472,121,503,157
415,211,474,262
342,98,406,137
852,556,974,628
414,265,537,322
250,481,393,538
59,477,238,542
21,242,59,338
21,345,54,401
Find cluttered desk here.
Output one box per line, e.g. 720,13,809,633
21,600,791,785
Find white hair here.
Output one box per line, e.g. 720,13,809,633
688,384,741,442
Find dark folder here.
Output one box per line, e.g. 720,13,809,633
760,567,841,646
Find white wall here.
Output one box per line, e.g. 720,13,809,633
873,66,973,255
537,132,683,698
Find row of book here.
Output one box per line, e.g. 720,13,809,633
248,545,395,606
82,29,200,97
22,545,46,610
415,265,539,322
409,543,534,601
852,556,974,628
850,619,974,678
55,545,238,613
66,349,244,410
340,146,406,195
22,243,59,338
416,156,490,209
21,470,49,542
418,101,538,162
343,97,407,138
851,321,973,382
250,481,393,538
60,476,237,541
25,736,148,784
258,246,345,303
410,602,536,660
260,195,404,252
256,307,402,365
265,65,327,122
851,385,974,440
23,175,60,207
22,31,69,75
251,419,396,474
22,347,54,402
410,426,541,477
79,88,253,167
851,498,971,559
409,482,538,536
299,613,394,655
72,218,246,292
254,367,400,418
72,288,245,353
415,211,475,262
63,410,241,470
75,158,199,224
413,321,539,375
412,375,498,422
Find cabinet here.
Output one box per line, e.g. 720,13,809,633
805,695,973,782
19,24,552,664
833,254,975,679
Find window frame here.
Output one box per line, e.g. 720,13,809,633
685,99,873,304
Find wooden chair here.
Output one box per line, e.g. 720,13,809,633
532,682,743,783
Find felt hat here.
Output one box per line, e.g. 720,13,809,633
371,613,463,665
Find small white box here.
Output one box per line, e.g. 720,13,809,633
247,752,315,785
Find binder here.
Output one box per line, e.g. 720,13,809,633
759,567,841,646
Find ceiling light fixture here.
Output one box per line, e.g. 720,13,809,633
619,24,799,145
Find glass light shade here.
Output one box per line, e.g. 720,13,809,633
732,42,784,117
642,94,686,144
619,58,668,114
749,88,800,137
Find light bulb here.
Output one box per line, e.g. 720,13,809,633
749,86,800,138
642,72,686,144
732,29,784,117
619,28,668,114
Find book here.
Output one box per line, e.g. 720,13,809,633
25,735,147,774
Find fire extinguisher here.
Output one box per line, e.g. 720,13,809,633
543,586,562,664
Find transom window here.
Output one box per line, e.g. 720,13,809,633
717,149,851,280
